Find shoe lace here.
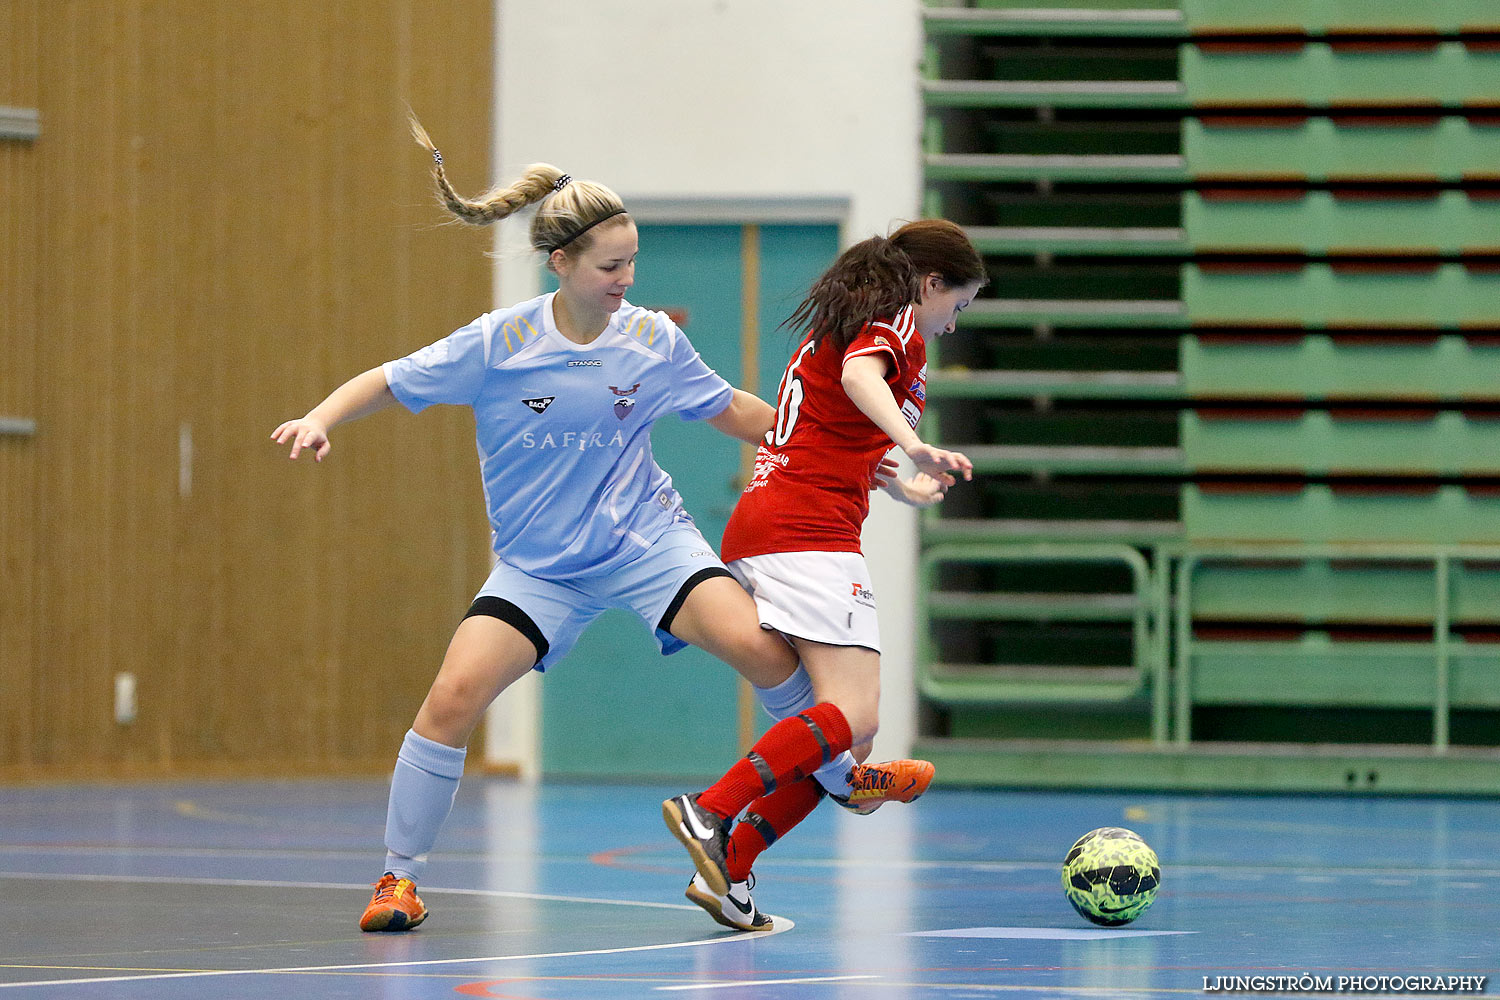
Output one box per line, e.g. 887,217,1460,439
371,874,401,903
851,765,895,792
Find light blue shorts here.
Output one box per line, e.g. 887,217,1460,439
470,517,731,671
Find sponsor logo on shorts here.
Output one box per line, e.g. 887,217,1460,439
690,550,712,558
850,582,876,609
522,396,555,414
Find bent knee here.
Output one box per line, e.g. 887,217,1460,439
415,677,490,746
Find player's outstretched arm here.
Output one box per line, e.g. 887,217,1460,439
705,388,775,444
271,366,399,462
840,355,973,482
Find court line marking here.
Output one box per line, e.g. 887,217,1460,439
908,926,1195,940
590,852,1496,880
4,852,1493,882
832,985,1199,995
0,925,792,992
0,871,794,990
656,974,878,991
6,849,1495,884
1,870,705,911
0,929,797,991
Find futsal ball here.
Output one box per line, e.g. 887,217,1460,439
1061,827,1160,926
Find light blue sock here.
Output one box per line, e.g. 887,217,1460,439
754,663,814,719
382,729,467,883
753,664,857,797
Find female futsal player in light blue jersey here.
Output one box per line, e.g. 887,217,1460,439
272,122,804,932
275,122,923,933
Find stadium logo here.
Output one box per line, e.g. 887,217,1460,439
522,396,555,414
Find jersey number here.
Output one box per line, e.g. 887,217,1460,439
769,342,816,447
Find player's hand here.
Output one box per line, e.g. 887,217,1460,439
904,441,972,482
894,472,951,507
271,417,332,462
870,455,901,490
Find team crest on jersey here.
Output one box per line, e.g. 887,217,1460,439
522,396,555,414
611,383,641,419
873,335,889,347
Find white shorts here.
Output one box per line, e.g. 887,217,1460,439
726,551,881,653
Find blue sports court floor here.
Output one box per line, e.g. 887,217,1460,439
1,777,1494,998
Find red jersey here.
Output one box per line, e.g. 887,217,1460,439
721,306,927,561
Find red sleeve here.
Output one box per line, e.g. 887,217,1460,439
841,330,902,383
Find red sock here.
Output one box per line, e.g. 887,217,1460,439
726,776,825,883
698,702,851,820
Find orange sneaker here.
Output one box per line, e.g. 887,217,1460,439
359,873,428,932
833,759,935,815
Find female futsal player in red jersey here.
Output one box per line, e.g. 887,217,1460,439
664,219,986,925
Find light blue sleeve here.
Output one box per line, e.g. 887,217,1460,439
662,315,734,421
382,316,488,414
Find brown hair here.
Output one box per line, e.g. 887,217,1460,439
409,117,630,257
783,219,986,352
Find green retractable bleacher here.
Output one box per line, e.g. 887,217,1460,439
917,0,1500,792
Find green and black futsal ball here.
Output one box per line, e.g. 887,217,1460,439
1061,826,1161,926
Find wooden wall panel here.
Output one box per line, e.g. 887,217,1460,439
5,1,493,778
0,1,39,768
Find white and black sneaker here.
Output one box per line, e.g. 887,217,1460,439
686,871,772,932
662,792,731,896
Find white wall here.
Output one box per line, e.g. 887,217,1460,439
483,0,927,773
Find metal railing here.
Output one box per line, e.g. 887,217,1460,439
917,541,1166,740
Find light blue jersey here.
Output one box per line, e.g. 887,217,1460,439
383,293,733,578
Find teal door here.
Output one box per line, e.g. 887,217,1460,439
539,222,839,780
